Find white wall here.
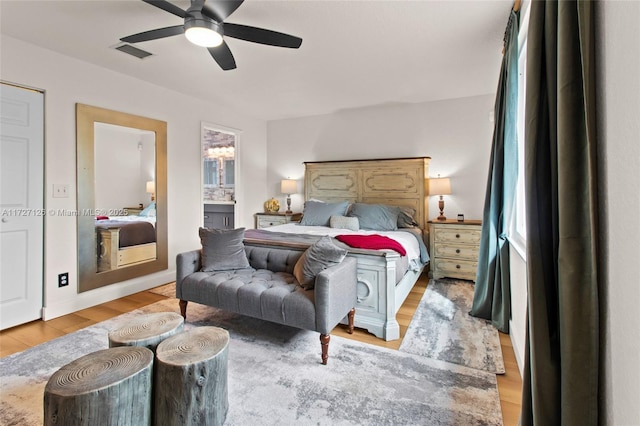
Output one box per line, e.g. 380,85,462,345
508,245,527,376
0,35,268,319
597,1,640,424
266,95,495,222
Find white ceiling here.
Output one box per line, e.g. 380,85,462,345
0,0,511,121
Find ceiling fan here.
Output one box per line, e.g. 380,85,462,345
120,0,302,71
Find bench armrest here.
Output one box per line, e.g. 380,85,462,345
176,250,201,299
314,256,358,334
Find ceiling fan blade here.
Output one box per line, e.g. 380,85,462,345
142,0,186,18
208,42,237,70
202,0,244,22
223,23,302,48
121,25,185,43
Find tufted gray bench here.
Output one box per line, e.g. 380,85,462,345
176,245,357,364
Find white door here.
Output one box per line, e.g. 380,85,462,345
0,83,44,330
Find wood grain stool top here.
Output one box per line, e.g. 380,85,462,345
108,311,184,352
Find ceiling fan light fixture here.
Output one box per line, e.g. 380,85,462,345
184,19,223,47
122,0,302,70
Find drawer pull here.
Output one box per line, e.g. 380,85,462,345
456,234,460,238
456,264,461,269
456,249,461,254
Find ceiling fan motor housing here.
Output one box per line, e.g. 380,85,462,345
184,12,223,37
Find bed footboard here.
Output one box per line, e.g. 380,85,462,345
97,228,157,272
344,251,422,341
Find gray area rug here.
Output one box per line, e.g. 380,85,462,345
148,282,176,298
399,279,505,374
1,298,503,425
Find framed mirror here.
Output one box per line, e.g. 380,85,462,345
76,103,167,292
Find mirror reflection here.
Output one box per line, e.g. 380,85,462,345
94,123,157,272
77,103,167,293
203,127,235,201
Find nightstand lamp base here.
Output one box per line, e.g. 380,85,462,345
285,195,292,214
437,196,447,221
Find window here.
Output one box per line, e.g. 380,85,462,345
510,1,531,254
224,159,235,186
203,159,219,186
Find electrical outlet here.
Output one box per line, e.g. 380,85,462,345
53,184,70,198
58,272,69,287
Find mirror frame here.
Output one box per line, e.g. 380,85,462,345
76,103,168,292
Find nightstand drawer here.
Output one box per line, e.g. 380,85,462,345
256,212,302,229
433,244,479,261
258,217,287,228
433,259,478,281
434,227,481,245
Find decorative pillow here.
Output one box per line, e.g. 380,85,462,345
329,215,359,231
293,236,348,290
347,203,400,231
139,202,156,217
199,227,250,272
397,206,419,228
300,200,350,226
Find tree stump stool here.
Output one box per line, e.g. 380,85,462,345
108,312,184,352
44,346,154,426
154,326,230,426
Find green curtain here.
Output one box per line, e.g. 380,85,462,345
520,0,599,425
470,10,519,334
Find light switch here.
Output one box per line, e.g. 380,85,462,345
53,184,70,198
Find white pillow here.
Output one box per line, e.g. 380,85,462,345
329,215,359,231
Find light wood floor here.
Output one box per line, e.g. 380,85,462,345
0,275,522,425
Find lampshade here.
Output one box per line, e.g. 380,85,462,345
146,181,155,194
429,177,452,196
280,179,297,195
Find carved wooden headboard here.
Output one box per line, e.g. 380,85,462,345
304,157,431,230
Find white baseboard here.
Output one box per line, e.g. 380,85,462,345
42,269,175,321
509,318,525,378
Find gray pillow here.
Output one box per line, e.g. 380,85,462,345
329,215,359,231
293,236,348,290
199,227,251,272
397,206,419,228
348,203,400,231
300,200,349,226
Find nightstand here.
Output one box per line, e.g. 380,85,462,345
255,212,302,229
429,220,482,281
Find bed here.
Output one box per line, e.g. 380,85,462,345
96,215,157,272
244,157,431,341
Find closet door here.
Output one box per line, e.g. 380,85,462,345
0,83,44,329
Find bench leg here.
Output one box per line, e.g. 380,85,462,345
179,300,188,319
347,308,355,334
320,334,330,365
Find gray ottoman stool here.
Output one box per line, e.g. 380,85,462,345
154,326,230,426
108,311,184,352
44,346,154,426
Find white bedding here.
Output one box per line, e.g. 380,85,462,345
104,215,156,226
263,223,423,270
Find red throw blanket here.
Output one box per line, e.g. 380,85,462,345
335,234,406,256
